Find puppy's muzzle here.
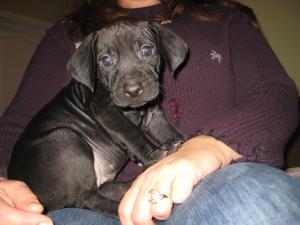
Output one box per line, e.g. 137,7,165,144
111,69,159,108
123,80,144,98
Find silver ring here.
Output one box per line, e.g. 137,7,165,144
147,188,169,204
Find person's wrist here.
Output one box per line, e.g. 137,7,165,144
182,135,242,168
198,135,242,166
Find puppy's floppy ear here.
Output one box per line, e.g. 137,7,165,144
67,33,97,92
150,22,189,74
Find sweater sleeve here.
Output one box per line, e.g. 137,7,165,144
0,22,74,177
198,10,299,168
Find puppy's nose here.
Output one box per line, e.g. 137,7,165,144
123,82,143,98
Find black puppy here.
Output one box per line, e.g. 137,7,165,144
8,20,188,218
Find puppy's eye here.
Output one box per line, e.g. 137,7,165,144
100,55,112,66
141,45,153,56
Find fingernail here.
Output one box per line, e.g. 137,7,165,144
31,202,43,209
39,222,52,225
31,201,41,206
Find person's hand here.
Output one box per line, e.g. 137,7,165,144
118,135,242,225
0,178,53,225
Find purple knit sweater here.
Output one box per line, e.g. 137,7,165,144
0,4,298,179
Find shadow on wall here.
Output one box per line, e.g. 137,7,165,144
0,33,39,115
0,10,51,116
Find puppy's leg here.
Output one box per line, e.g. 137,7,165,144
8,129,120,217
92,104,168,166
98,181,132,202
142,105,184,143
142,105,185,153
76,190,121,218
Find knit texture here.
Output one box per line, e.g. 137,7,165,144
0,4,298,179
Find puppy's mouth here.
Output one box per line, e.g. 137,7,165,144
111,80,159,108
127,101,148,108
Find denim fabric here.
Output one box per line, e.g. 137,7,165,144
48,163,300,225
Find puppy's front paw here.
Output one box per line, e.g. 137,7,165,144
160,139,184,155
140,140,184,167
142,149,167,167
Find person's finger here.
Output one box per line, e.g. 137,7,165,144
150,179,173,221
171,173,194,204
0,198,53,225
119,178,156,225
8,210,53,225
3,180,44,213
119,180,139,225
131,186,155,225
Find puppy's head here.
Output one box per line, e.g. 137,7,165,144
67,20,188,108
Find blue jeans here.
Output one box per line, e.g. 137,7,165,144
48,163,300,225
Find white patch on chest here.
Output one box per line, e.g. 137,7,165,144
92,150,117,187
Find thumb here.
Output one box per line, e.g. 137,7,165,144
14,197,45,214
3,180,44,213
0,198,53,225
171,172,195,204
9,209,53,225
